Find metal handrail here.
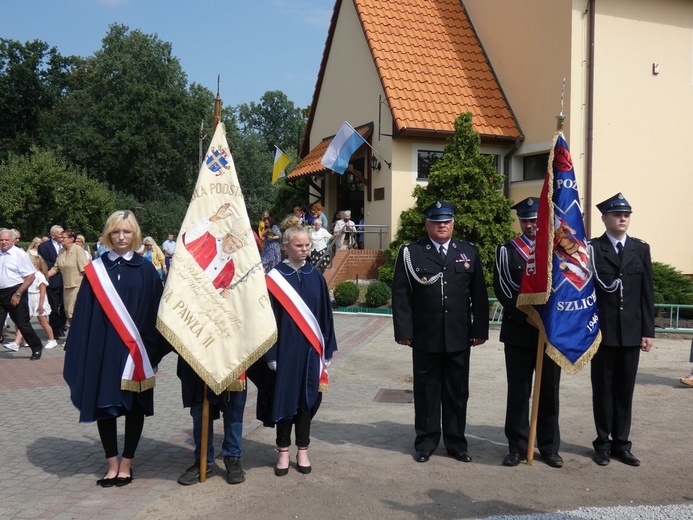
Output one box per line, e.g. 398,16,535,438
489,300,693,333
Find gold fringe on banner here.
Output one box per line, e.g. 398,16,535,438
157,317,276,395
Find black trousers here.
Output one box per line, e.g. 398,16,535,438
45,284,65,337
504,344,561,457
0,285,43,354
591,344,640,453
96,409,146,459
412,348,470,453
275,394,321,448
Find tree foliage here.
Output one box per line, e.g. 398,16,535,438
44,24,215,201
379,112,515,285
0,28,309,240
0,38,77,158
0,147,116,239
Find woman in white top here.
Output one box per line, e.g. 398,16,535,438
309,219,332,270
11,255,58,350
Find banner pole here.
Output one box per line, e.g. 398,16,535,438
199,383,211,482
526,329,546,466
200,80,223,483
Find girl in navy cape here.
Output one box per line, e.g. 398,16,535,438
64,210,168,488
265,223,337,476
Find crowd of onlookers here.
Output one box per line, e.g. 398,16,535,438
2,203,364,353
256,203,365,273
1,226,176,354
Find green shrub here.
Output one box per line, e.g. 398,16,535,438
378,262,395,286
334,281,359,307
365,281,392,308
652,261,693,304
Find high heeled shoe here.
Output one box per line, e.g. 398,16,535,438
274,447,290,477
114,469,133,487
296,447,312,474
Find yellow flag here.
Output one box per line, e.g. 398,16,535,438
272,145,291,184
157,123,277,394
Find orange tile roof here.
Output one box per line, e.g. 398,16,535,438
355,0,521,139
289,124,372,180
300,0,522,158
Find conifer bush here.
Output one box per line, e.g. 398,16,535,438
334,281,359,307
365,281,392,308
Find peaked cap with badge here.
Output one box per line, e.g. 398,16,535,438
596,193,632,214
424,201,456,222
511,197,539,220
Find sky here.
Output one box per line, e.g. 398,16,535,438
0,0,335,108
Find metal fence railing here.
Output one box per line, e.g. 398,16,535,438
489,300,693,334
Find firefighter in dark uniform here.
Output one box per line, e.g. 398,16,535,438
392,201,489,463
590,193,654,467
493,197,563,468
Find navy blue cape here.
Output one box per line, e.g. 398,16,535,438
63,254,166,422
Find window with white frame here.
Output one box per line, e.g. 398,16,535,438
416,150,444,180
523,153,550,180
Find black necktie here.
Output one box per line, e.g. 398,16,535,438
616,242,623,262
439,246,446,262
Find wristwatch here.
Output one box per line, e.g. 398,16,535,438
14,292,21,297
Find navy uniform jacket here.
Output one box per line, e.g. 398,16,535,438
591,233,655,346
38,239,62,289
392,238,489,353
493,242,539,347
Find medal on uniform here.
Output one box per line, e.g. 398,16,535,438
458,253,470,269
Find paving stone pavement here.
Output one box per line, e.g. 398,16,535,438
0,314,390,520
1,315,691,520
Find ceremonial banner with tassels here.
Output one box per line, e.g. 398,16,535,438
517,132,601,373
157,123,278,394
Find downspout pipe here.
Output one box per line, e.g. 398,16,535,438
585,0,596,236
503,138,522,198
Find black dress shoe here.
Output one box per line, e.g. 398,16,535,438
502,452,521,467
613,450,640,466
30,349,42,360
541,453,563,468
414,450,430,463
96,476,116,488
114,470,133,487
447,450,472,463
593,450,610,466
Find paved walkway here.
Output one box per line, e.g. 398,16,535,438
0,315,691,519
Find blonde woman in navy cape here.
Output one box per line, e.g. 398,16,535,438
264,224,337,476
64,211,168,488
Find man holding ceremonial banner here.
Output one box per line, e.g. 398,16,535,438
516,130,601,465
157,119,277,484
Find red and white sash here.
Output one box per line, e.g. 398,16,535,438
510,235,534,262
265,268,329,391
84,257,156,392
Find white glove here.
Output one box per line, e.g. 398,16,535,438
267,360,277,371
324,359,332,367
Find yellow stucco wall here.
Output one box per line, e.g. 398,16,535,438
464,0,693,273
310,0,393,248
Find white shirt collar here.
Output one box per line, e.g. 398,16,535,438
605,232,627,251
107,250,135,262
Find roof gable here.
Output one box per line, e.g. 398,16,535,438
302,0,522,156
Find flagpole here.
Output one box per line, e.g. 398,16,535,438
344,121,392,169
526,329,546,466
527,82,567,466
200,78,224,483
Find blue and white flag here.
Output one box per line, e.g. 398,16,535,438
321,121,367,174
517,132,601,374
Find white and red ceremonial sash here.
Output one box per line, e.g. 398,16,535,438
510,235,534,262
84,257,156,392
265,268,329,391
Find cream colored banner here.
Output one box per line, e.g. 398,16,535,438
157,123,277,394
